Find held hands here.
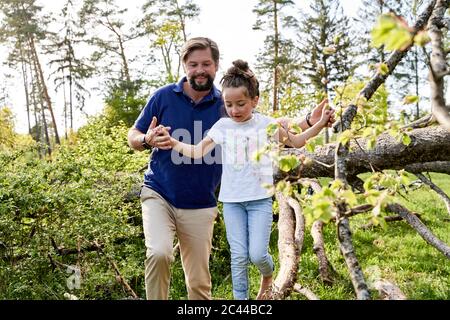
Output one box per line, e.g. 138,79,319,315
144,116,172,150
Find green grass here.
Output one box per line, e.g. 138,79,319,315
207,173,450,300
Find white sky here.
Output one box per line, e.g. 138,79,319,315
1,0,361,134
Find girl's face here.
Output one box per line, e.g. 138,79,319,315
223,87,259,122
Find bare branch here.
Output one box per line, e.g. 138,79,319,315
272,192,300,300
293,284,320,300
415,173,450,215
405,161,450,174
336,201,371,300
386,203,450,259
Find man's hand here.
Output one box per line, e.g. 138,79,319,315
144,116,172,150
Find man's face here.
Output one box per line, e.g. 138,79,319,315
183,48,218,92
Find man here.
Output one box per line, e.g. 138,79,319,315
128,37,223,300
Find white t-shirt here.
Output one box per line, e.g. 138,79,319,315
207,112,275,202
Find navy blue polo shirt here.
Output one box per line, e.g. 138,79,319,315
134,77,224,209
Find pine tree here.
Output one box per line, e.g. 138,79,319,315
139,0,200,84
0,0,60,147
47,0,94,137
297,0,358,100
253,0,298,111
79,0,139,84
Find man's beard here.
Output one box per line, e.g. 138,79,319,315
189,74,214,92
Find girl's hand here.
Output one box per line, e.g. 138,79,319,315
318,108,335,128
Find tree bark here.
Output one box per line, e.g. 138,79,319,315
272,192,299,300
415,173,450,216
29,36,60,145
428,0,450,131
293,284,320,300
405,161,450,175
311,220,334,285
272,0,279,112
386,203,450,259
336,202,371,300
275,126,450,181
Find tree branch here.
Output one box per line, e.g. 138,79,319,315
386,203,450,259
275,126,450,181
428,0,450,131
272,192,300,300
415,173,450,216
333,0,439,132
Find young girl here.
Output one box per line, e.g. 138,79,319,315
169,60,334,300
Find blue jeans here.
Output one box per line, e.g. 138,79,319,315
223,197,274,300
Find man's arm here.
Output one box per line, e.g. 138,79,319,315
127,116,172,151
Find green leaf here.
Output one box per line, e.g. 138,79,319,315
323,46,337,55
414,31,431,46
333,34,342,45
378,63,390,75
266,123,279,136
290,123,302,134
305,141,315,153
402,95,419,105
367,137,376,150
341,190,357,207
371,13,413,51
338,130,353,146
278,155,300,172
402,133,412,146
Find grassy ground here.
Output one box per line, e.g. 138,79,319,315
209,173,450,300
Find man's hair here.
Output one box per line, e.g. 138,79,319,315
181,37,220,65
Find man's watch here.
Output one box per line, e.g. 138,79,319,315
141,135,152,150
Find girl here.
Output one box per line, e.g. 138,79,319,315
169,60,334,300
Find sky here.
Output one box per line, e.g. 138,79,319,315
0,0,362,134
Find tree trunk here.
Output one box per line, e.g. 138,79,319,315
272,192,299,300
19,47,31,135
29,36,60,145
428,0,450,131
272,0,279,112
275,126,450,181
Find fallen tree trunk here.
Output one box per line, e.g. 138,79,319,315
275,126,450,181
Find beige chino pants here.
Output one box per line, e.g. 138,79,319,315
140,186,218,300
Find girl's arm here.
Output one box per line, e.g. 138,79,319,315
170,136,216,159
277,121,325,148
275,108,335,148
